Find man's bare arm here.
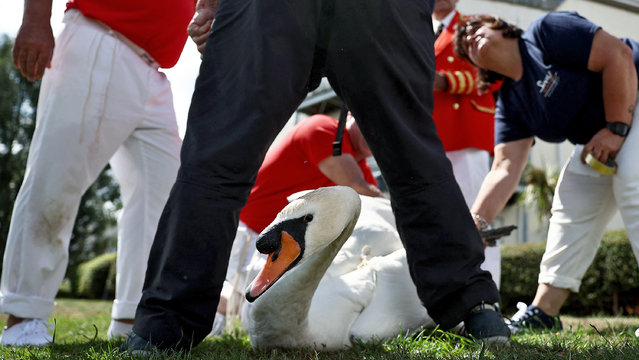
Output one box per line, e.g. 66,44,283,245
318,155,385,198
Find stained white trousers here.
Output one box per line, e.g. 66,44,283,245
0,10,181,320
540,96,639,292
446,148,501,288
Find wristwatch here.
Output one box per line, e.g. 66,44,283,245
605,121,631,136
471,213,490,231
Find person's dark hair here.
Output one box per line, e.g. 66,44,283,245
454,15,523,93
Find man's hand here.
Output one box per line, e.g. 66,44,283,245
12,20,54,82
581,127,625,164
433,72,448,92
188,9,215,54
318,154,385,198
188,0,220,54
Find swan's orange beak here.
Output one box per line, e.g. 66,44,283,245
246,231,301,302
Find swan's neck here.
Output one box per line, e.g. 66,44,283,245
249,219,357,348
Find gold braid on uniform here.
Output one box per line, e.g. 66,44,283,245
443,70,475,95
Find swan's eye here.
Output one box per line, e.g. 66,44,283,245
303,214,313,223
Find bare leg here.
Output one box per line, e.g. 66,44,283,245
6,315,27,329
216,296,227,315
532,283,570,316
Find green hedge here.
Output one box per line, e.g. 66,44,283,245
76,252,116,300
73,230,639,317
500,229,639,316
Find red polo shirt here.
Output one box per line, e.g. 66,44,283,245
240,114,377,233
66,0,194,68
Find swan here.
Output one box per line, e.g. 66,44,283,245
243,186,434,350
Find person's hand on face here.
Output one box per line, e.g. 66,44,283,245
465,25,500,69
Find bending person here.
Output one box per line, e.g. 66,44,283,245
454,11,639,333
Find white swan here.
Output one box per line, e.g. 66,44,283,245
244,186,434,350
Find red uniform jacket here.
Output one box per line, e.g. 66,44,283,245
433,11,499,153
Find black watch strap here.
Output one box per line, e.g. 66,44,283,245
606,121,631,136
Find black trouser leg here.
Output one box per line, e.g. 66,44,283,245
325,0,499,329
132,0,321,350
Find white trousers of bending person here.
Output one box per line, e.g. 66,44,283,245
540,96,639,293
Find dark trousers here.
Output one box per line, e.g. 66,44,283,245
133,0,499,350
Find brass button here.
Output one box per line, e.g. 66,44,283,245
453,103,460,110
447,56,454,63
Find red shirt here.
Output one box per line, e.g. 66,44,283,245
240,114,377,233
66,0,194,68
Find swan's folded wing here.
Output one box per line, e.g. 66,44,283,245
326,228,401,277
350,249,435,342
360,195,396,226
326,196,403,277
306,268,376,349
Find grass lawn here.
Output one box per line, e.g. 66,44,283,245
0,298,638,359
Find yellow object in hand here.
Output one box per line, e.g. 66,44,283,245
585,152,617,176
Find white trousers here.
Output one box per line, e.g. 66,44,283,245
540,97,639,292
225,222,263,293
221,222,264,319
446,148,501,288
0,10,181,320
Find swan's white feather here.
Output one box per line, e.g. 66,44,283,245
307,263,376,348
349,249,435,341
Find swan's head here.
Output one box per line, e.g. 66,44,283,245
245,186,361,302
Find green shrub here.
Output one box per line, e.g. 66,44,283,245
500,241,546,312
76,252,116,299
72,230,639,315
57,278,74,298
500,229,639,316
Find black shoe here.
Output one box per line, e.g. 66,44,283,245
120,332,158,356
464,303,511,345
507,302,563,334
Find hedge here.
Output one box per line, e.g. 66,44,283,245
74,230,639,317
76,252,116,300
500,229,639,316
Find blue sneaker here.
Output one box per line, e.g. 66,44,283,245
508,302,563,333
464,303,510,345
120,332,158,356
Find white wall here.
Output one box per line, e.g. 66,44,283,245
459,0,639,36
458,0,548,28
559,0,639,38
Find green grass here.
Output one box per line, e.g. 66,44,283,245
1,299,639,359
